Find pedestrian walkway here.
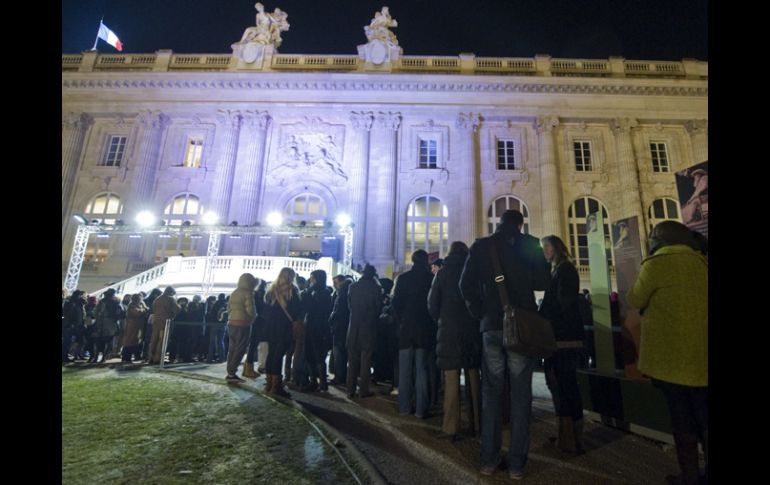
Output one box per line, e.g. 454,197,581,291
158,361,681,484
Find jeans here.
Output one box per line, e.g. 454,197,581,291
426,346,439,406
480,330,535,475
208,326,225,362
398,347,429,417
332,342,348,383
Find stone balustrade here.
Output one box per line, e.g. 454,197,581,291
63,51,707,79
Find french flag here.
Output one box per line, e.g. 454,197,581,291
97,21,123,51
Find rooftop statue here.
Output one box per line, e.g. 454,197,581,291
364,6,399,46
237,3,290,48
358,6,402,66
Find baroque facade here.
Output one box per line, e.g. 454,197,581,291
62,7,707,289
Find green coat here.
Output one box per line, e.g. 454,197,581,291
627,244,707,387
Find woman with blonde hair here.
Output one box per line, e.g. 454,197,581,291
263,267,304,397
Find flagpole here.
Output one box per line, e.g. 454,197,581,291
91,16,104,51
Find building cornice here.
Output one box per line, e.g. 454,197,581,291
62,74,707,97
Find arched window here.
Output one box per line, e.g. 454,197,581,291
285,193,327,227
648,198,681,232
405,196,449,263
567,197,612,269
157,193,204,260
487,196,530,235
83,193,123,264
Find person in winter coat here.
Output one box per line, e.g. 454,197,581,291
299,269,334,391
428,241,482,439
459,209,551,479
329,275,352,384
148,287,181,365
263,267,304,397
375,278,398,392
243,280,267,378
62,290,86,362
90,289,124,363
628,221,708,485
208,294,227,362
392,250,434,417
141,288,162,360
121,294,148,363
225,273,259,383
169,297,189,363
538,235,586,455
346,265,382,398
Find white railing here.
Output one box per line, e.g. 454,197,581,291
87,255,333,299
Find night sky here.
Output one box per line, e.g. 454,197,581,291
62,0,707,61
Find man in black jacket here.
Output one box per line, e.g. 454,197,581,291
459,210,550,480
392,250,435,418
329,275,352,384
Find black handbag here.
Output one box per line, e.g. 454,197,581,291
489,239,557,359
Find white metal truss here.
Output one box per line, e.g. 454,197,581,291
64,222,353,293
342,226,354,272
64,224,99,294
201,232,221,299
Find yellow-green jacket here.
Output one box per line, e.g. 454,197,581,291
627,244,707,387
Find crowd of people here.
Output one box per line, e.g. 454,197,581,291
62,209,707,483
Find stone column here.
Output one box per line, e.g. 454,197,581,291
232,111,270,255
209,110,243,255
62,112,93,240
611,118,647,243
535,115,565,239
115,111,171,260
686,119,708,165
371,112,401,271
456,112,481,245
349,111,374,265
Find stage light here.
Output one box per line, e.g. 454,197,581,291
135,211,156,227
73,214,88,225
201,211,218,225
335,213,351,227
266,212,283,227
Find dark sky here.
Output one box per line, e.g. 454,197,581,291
62,0,708,61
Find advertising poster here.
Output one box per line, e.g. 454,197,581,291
676,160,708,238
611,216,643,378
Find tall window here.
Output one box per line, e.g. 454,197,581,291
183,137,204,168
157,193,204,260
487,196,529,234
574,141,593,172
418,139,437,168
285,193,327,227
83,193,123,263
648,198,681,232
568,197,612,269
650,142,670,173
101,135,127,167
497,140,516,170
405,196,449,263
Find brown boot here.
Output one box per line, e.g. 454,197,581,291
242,362,258,379
263,374,273,391
271,375,291,398
557,416,578,454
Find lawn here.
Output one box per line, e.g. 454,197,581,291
62,367,361,484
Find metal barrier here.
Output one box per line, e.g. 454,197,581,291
157,319,226,370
